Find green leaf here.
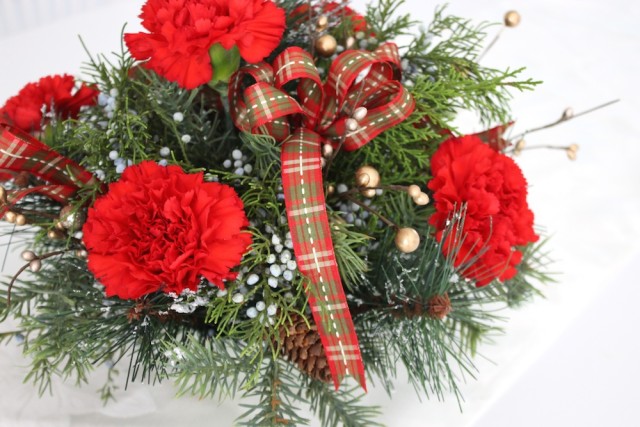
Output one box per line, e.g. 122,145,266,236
209,43,241,85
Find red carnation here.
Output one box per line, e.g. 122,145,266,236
428,135,538,286
0,74,98,132
124,0,286,89
83,161,252,300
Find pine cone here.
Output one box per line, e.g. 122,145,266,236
427,293,452,320
277,313,331,383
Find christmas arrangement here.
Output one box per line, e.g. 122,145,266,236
1,0,595,425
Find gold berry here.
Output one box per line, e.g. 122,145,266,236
29,259,42,272
4,211,17,223
361,188,376,198
504,10,521,27
75,249,89,258
21,250,36,261
345,118,359,131
322,143,334,158
352,107,368,122
15,214,27,226
355,166,380,188
562,107,574,120
407,185,421,198
315,34,337,57
395,227,421,253
413,192,430,206
355,173,370,187
316,15,329,31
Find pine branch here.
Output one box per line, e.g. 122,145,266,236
366,0,418,42
238,358,310,426
480,236,555,307
306,380,384,427
169,335,256,400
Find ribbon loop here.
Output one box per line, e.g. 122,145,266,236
231,42,414,151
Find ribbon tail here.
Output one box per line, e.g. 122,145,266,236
280,128,366,390
0,123,98,188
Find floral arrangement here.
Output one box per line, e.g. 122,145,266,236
0,0,584,425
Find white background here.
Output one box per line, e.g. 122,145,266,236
0,0,639,426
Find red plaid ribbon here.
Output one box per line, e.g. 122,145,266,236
281,128,366,389
230,43,415,390
0,122,98,212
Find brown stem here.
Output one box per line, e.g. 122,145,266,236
341,194,398,229
478,26,504,62
337,184,410,198
2,249,69,320
349,293,451,320
511,99,620,140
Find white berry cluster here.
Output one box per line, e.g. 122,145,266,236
97,88,118,119
172,111,193,145
334,183,384,228
220,222,298,325
222,148,253,177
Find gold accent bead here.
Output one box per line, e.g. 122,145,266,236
413,192,430,206
21,250,36,261
29,259,42,272
355,166,380,188
352,107,368,122
514,139,526,156
345,118,359,131
75,249,88,258
562,107,574,120
15,214,26,226
59,205,86,231
322,143,334,158
355,173,370,187
504,10,521,27
361,188,377,198
315,34,337,57
316,15,329,31
407,184,421,198
4,211,17,223
326,184,336,196
395,227,421,253
345,36,356,49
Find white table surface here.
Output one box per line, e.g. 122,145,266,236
0,0,639,426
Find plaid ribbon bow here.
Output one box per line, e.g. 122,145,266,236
229,43,415,390
0,122,99,213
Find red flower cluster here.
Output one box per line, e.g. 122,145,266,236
125,0,286,89
0,74,98,132
428,135,538,286
83,161,252,300
290,2,368,33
